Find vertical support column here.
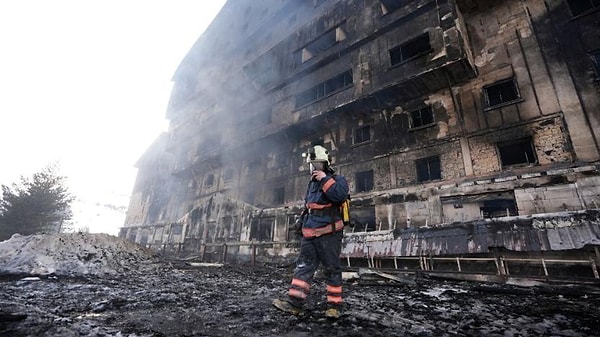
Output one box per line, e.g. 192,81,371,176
590,253,599,279
222,243,228,263
460,137,474,176
493,249,507,275
428,254,434,272
541,257,548,277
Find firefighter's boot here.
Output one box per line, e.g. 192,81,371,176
272,299,302,316
325,307,341,319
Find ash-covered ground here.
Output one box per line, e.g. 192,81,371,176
1,233,599,337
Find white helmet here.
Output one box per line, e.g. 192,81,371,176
303,145,331,166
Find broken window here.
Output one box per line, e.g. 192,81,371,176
483,77,521,109
356,170,374,192
352,205,377,231
380,0,408,14
295,70,353,108
294,25,346,65
354,125,371,144
441,192,518,222
204,174,214,187
389,33,431,66
566,0,600,16
416,156,441,182
249,218,274,241
410,106,434,128
391,113,410,134
480,199,518,218
273,187,285,205
497,138,537,167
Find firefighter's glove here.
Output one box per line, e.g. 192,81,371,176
292,216,303,235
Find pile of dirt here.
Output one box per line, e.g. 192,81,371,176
0,232,164,276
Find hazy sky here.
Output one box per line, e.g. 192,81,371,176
0,1,227,234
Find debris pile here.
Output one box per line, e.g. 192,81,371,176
0,232,163,276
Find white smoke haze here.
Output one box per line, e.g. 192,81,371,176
0,1,227,235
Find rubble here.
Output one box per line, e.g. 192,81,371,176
1,233,599,336
0,233,164,276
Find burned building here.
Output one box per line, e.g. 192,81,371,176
122,0,600,277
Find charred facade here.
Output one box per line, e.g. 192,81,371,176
122,0,600,270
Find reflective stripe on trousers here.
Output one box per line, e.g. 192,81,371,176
326,284,343,305
288,231,343,305
288,278,310,301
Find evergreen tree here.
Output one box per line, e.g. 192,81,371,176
0,164,74,241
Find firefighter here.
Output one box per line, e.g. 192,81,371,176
272,145,349,319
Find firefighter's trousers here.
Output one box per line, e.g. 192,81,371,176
288,230,343,307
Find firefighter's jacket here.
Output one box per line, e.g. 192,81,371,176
303,174,349,231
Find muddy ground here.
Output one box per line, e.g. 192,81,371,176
1,261,600,337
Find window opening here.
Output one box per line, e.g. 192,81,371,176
566,0,600,16
273,187,285,205
204,174,214,187
380,0,408,14
356,170,374,192
249,218,273,241
410,106,434,128
483,78,520,109
294,26,347,65
391,114,410,134
497,138,537,167
480,199,518,218
295,70,353,108
354,125,371,144
389,33,431,66
416,156,441,182
352,206,377,232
